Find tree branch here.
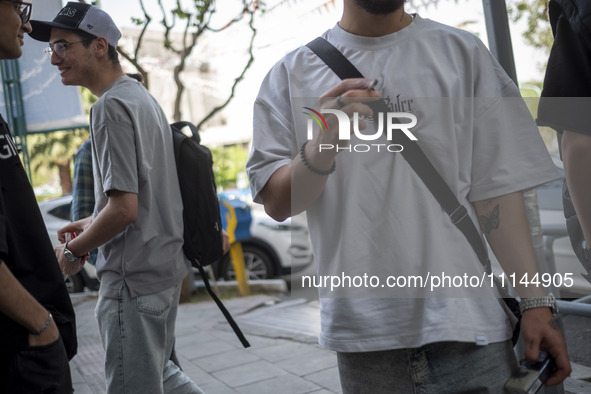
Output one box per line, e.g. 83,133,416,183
134,0,152,60
116,48,150,89
195,5,258,132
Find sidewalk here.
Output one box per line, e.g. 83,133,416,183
69,293,341,394
69,292,591,394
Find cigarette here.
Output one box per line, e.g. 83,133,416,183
366,79,378,90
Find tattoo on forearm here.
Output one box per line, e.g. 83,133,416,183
548,319,560,331
479,204,500,234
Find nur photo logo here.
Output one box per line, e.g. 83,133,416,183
303,107,418,153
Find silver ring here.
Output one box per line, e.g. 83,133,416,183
336,95,345,108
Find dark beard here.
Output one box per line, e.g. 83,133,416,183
353,0,405,15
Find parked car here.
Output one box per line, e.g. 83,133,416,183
536,157,591,298
214,193,313,280
38,194,314,289
38,195,99,293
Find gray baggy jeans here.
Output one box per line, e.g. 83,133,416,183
95,282,204,394
337,340,518,393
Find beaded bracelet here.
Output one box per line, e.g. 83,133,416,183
299,141,336,176
31,312,53,335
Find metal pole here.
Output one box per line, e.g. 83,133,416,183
0,59,31,181
481,0,518,86
482,4,564,393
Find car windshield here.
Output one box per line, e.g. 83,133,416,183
48,202,71,221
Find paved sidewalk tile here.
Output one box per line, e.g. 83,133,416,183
237,374,324,394
191,348,260,373
212,360,289,388
248,341,321,363
275,348,338,376
305,366,343,393
69,294,342,393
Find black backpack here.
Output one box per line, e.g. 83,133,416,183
170,121,250,348
171,121,224,266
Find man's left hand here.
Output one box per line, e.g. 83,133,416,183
520,307,571,386
54,244,85,276
222,230,230,254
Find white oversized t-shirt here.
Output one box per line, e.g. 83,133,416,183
247,16,559,352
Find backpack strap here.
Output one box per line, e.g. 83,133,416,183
171,121,201,144
194,262,251,348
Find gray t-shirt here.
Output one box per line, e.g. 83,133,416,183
247,16,559,352
90,76,188,298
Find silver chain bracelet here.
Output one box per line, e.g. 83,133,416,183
31,311,53,335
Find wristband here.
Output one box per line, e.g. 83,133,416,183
31,311,53,335
519,293,558,315
299,141,336,176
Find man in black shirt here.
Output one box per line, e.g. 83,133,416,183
0,1,77,392
538,0,591,281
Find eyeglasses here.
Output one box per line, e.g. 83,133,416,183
45,40,91,59
7,1,32,24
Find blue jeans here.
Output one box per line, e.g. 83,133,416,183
337,340,518,393
95,282,203,394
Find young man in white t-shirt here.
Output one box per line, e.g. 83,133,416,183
247,0,571,392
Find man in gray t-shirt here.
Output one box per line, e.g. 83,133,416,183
30,3,203,393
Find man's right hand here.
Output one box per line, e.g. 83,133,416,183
260,78,382,221
313,78,381,148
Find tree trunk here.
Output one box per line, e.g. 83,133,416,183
58,161,72,195
173,53,188,122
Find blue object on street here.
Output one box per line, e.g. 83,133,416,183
219,196,252,242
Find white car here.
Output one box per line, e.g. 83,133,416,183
213,197,314,280
38,195,99,293
38,194,314,288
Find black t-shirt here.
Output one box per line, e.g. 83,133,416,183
537,3,591,275
538,12,591,135
0,115,77,358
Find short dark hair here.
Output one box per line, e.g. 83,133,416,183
75,30,120,64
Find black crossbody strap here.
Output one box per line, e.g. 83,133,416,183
306,37,491,271
307,37,365,79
